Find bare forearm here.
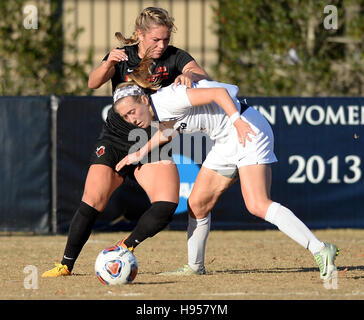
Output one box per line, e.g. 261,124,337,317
88,62,114,89
115,127,175,171
187,87,239,117
140,128,174,156
190,72,211,82
212,88,240,117
174,58,210,87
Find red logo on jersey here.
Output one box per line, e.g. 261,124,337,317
155,66,167,73
96,146,105,157
148,73,169,82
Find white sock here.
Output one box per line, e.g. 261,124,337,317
187,213,211,272
265,202,324,255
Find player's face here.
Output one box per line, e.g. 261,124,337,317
115,96,153,128
138,24,170,59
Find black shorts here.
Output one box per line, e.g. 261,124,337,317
89,139,173,178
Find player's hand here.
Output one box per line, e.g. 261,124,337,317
105,48,128,67
234,118,256,147
174,72,193,88
115,150,144,171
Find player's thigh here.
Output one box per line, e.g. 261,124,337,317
188,166,236,219
238,164,272,218
134,160,180,203
82,164,124,211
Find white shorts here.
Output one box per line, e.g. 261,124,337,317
202,107,277,177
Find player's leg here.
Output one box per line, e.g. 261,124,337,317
239,164,339,279
82,164,125,211
160,166,236,275
237,106,337,276
187,167,236,272
65,164,124,265
118,160,179,251
239,163,325,251
42,164,124,277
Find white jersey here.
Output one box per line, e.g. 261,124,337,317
150,79,277,171
149,80,241,141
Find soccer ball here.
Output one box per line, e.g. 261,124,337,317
95,245,138,285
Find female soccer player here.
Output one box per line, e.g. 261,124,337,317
42,7,210,277
113,62,339,281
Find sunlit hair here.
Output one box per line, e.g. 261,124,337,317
114,50,160,106
115,7,176,46
116,50,160,91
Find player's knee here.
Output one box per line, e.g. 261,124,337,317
81,191,109,212
245,200,268,219
188,196,213,218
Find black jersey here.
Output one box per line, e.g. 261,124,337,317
99,45,195,153
103,44,194,91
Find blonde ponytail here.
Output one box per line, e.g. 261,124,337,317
114,31,139,46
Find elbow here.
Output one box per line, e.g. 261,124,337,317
218,87,229,95
213,87,229,104
88,79,100,89
88,70,103,89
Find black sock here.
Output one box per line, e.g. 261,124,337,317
124,201,177,249
61,201,99,272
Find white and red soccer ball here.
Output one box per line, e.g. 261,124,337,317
95,245,138,285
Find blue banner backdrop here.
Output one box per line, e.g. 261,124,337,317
1,96,363,232
0,97,52,232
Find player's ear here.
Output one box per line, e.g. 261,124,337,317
140,94,149,106
136,29,144,41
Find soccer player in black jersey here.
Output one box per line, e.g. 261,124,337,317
42,7,210,277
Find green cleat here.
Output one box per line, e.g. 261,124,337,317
314,243,339,280
158,264,206,276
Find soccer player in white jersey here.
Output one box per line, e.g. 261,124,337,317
113,63,339,281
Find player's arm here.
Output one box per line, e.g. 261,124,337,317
174,60,211,87
186,87,256,146
115,122,177,171
139,121,177,157
88,48,129,89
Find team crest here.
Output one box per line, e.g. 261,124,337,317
96,146,105,157
178,122,187,132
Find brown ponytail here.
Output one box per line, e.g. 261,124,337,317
115,49,160,93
